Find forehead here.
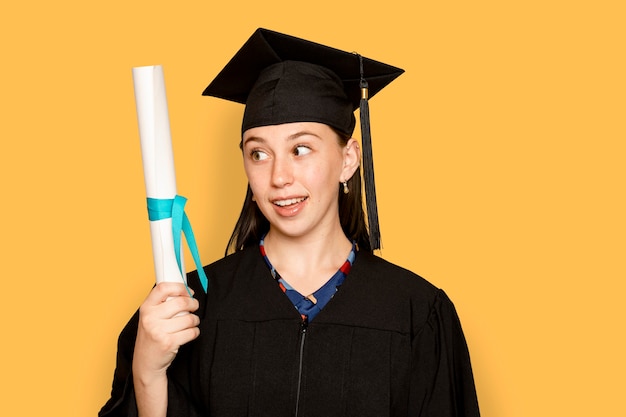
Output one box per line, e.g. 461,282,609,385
242,122,337,143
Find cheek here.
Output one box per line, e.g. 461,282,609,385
246,176,264,198
303,162,340,193
243,162,263,189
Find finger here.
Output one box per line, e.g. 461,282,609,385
152,282,193,301
153,316,201,353
154,295,199,319
174,326,201,346
160,313,201,336
162,326,201,354
136,311,199,353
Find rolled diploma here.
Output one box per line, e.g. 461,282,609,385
132,65,185,285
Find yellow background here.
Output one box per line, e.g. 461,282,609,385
1,1,624,416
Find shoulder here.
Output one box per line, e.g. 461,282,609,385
185,246,261,284
351,250,440,298
327,251,457,333
351,252,467,333
206,246,261,275
185,246,264,309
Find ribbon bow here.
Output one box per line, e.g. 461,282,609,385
147,195,208,294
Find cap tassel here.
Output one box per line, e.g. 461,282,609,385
358,55,381,250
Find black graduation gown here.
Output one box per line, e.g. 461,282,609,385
100,247,480,417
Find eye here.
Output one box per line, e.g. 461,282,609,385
294,145,311,156
250,150,268,161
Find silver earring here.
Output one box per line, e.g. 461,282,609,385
343,181,349,194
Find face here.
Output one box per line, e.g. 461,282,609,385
242,122,360,241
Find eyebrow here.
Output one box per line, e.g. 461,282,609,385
242,130,322,147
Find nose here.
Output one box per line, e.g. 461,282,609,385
271,155,294,188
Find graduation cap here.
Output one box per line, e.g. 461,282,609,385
203,28,404,250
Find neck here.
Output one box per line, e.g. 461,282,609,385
262,227,352,294
265,226,351,260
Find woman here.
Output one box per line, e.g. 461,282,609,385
100,28,480,417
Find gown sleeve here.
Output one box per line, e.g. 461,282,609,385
98,309,140,417
99,271,207,417
410,289,481,417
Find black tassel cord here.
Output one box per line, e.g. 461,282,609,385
358,55,381,250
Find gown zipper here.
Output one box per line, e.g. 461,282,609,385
294,317,308,417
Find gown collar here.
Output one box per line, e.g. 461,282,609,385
258,236,356,322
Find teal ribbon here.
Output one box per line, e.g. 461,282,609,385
147,196,208,293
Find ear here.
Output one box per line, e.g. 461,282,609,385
340,138,361,182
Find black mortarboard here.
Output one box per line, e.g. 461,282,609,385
203,28,404,250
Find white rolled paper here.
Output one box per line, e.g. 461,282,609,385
132,65,185,285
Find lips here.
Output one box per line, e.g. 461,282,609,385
270,196,308,217
273,196,307,207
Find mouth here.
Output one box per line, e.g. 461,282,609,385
273,196,308,207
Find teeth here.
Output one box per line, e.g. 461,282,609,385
274,197,306,207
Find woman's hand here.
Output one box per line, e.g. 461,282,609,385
132,282,200,416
